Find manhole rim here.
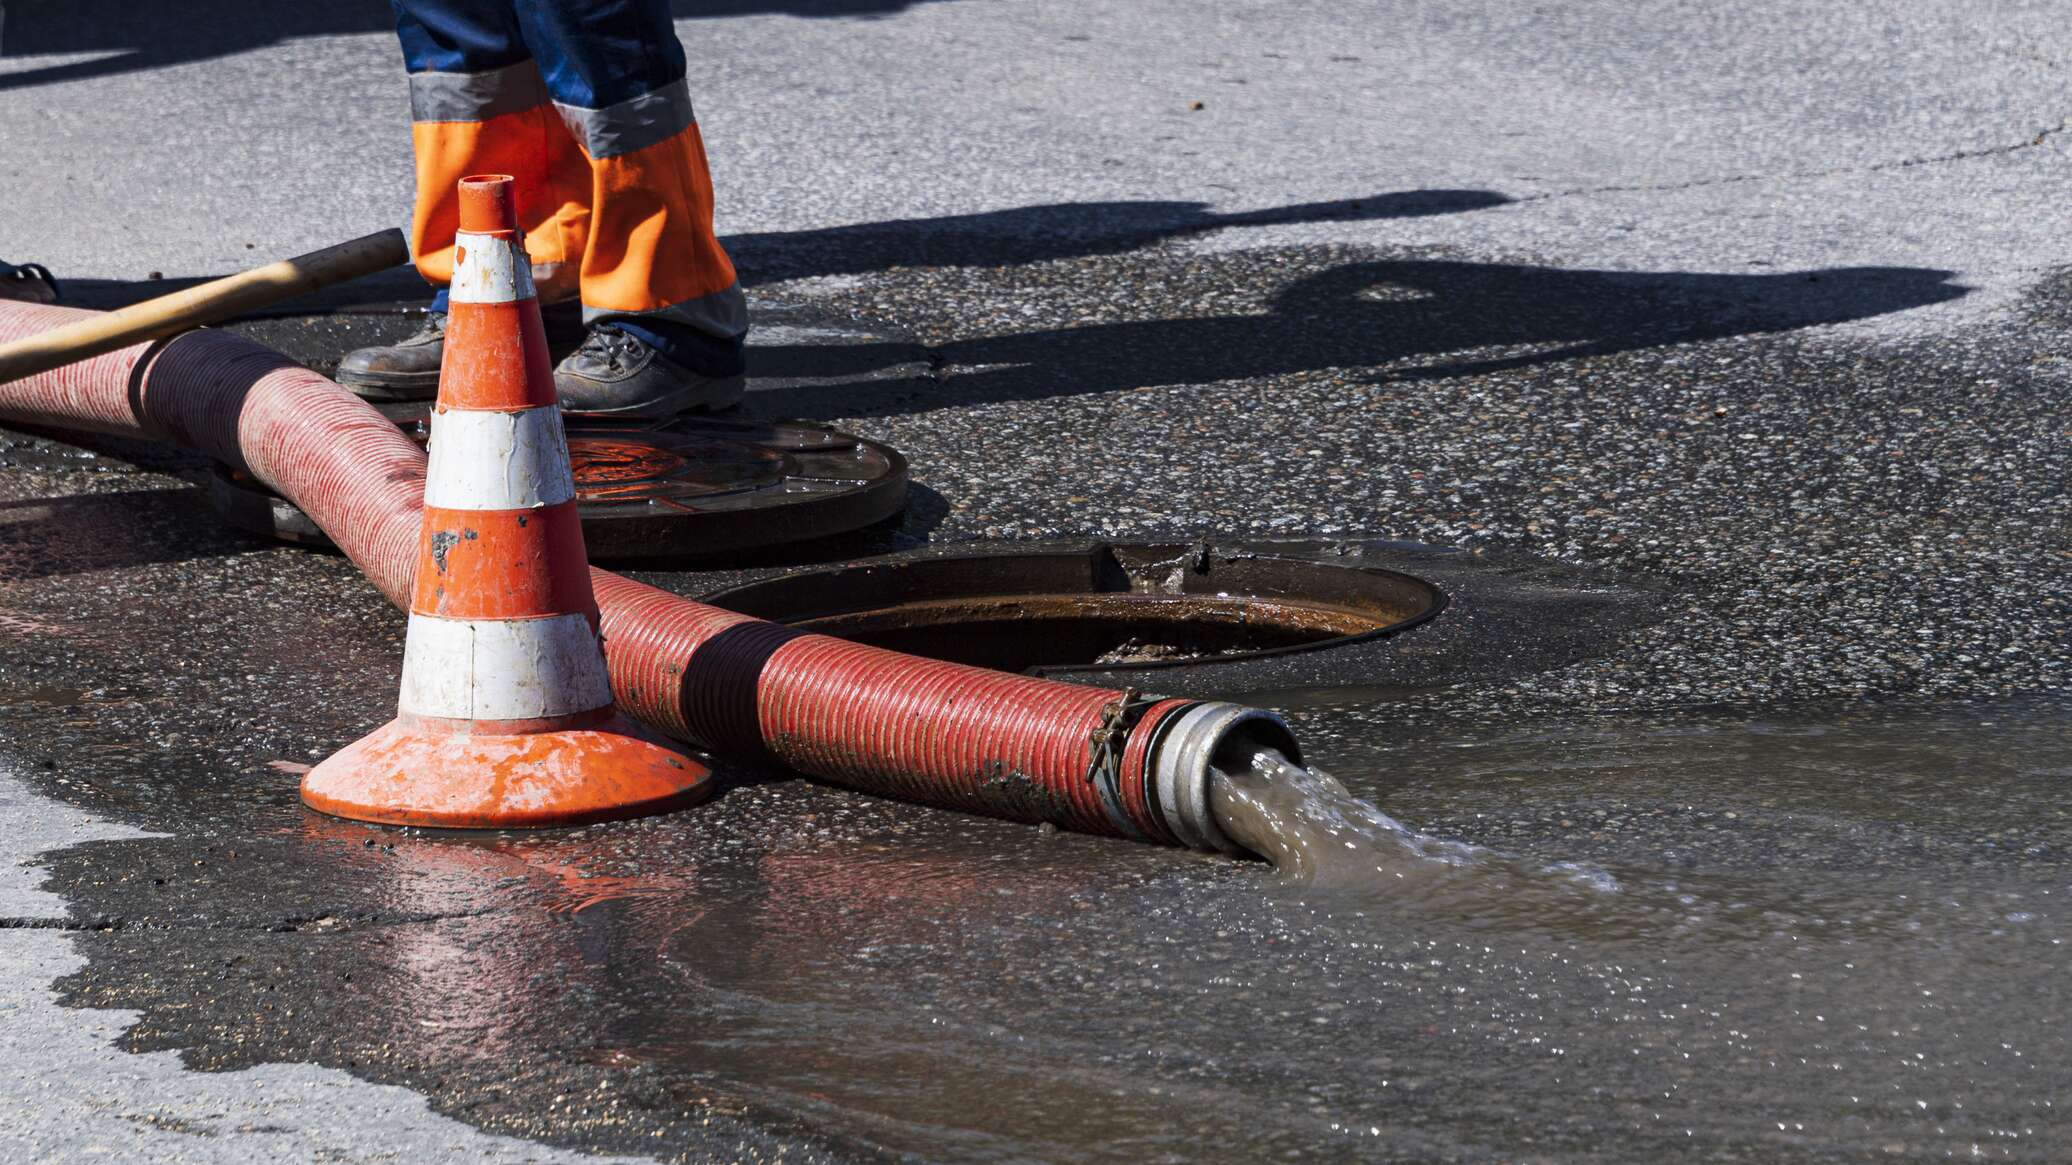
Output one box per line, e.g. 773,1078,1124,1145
697,540,1448,677
205,416,910,560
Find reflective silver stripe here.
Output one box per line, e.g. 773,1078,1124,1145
409,60,548,123
530,259,577,301
552,78,696,159
583,280,749,341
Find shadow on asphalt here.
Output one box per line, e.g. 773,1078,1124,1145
0,1,393,91
763,252,1968,420
959,258,1966,385
53,190,1513,310
38,191,1964,427
0,0,958,91
0,488,243,581
724,190,1517,282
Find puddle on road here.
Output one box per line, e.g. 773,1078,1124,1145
1210,745,1627,921
19,699,2072,1163
0,682,86,707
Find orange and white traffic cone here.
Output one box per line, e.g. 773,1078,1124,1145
301,174,712,828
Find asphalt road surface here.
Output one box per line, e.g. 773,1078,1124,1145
1,2,2067,1161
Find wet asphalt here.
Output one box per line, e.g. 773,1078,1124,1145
2,2,2070,1161
0,240,2066,1161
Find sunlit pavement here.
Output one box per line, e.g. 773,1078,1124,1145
2,3,2068,1160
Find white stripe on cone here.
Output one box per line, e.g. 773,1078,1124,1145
450,230,535,305
397,612,612,721
423,406,577,511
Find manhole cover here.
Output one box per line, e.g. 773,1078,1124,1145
699,541,1444,680
211,414,908,559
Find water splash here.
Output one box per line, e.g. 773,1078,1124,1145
1208,748,1620,900
1204,749,1967,948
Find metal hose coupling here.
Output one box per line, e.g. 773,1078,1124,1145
1147,701,1304,854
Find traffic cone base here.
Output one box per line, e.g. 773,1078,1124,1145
302,713,714,829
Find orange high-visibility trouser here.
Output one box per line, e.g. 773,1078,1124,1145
392,0,746,367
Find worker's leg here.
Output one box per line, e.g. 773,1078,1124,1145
513,0,748,396
394,0,592,302
339,0,595,397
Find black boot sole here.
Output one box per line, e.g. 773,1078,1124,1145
557,374,747,419
337,325,586,402
335,367,442,401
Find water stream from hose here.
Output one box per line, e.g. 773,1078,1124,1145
1206,747,1951,946
1208,747,1624,919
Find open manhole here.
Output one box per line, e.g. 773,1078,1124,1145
700,540,1445,680
211,414,907,560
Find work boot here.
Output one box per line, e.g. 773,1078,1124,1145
553,325,745,417
0,261,58,304
336,301,584,401
334,312,448,400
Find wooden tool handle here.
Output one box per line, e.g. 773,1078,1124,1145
0,228,410,384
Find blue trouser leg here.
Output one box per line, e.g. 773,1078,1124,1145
509,0,686,110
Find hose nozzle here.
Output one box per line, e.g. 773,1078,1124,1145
1147,701,1303,854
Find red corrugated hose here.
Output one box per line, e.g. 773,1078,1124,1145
0,303,1299,851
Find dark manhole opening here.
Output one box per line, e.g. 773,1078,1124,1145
702,541,1445,678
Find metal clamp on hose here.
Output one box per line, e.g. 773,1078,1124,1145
1087,688,1159,839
